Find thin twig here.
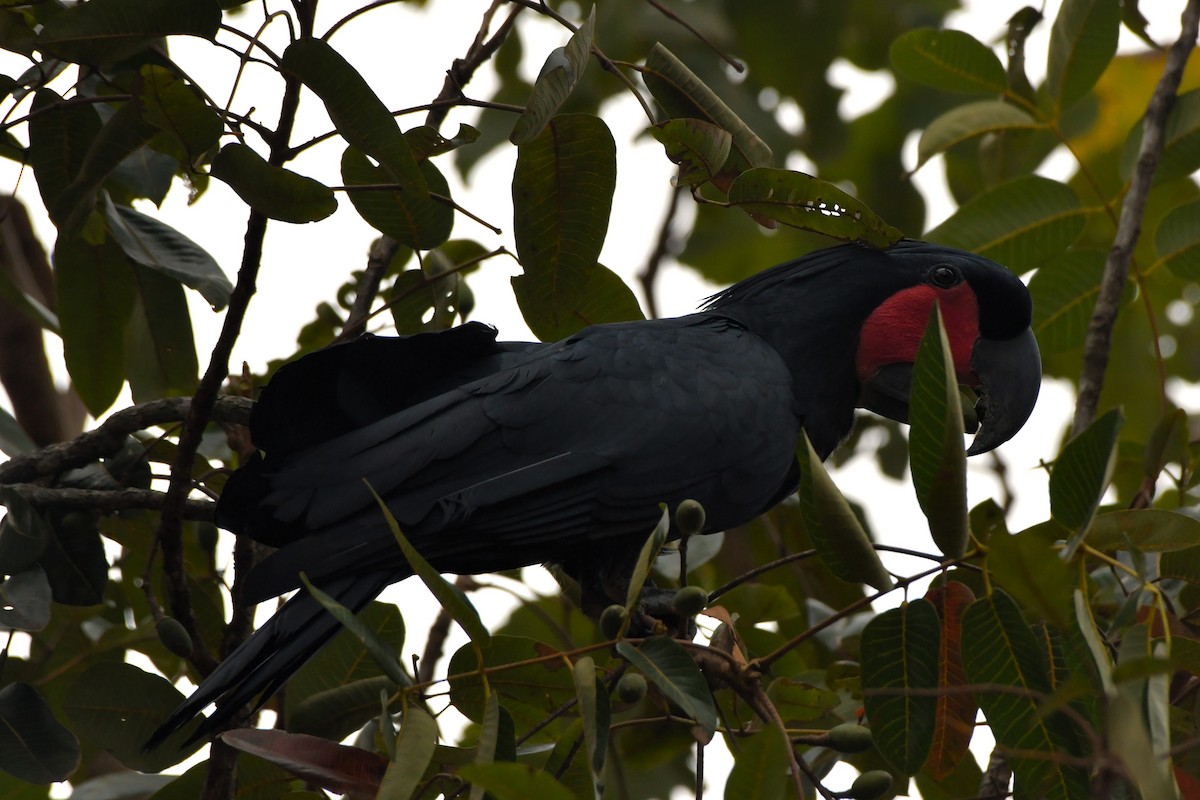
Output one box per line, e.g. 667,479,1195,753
642,0,744,73
639,184,684,319
425,0,523,131
341,236,400,339
1071,0,1200,435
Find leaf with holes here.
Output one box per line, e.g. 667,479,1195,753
889,29,1007,95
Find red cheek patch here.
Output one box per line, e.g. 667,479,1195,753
856,283,980,383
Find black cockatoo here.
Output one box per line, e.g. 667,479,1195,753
148,239,1040,746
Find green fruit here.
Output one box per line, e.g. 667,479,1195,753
674,499,706,536
848,770,893,799
826,722,873,753
599,604,626,639
156,616,194,658
672,585,708,617
616,672,647,704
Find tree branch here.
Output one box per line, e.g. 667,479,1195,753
4,484,215,519
1071,0,1200,435
638,184,684,319
424,0,523,131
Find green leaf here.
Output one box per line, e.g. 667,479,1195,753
572,657,610,789
1084,508,1200,552
37,0,220,65
510,7,594,145
341,146,453,250
139,65,222,164
27,89,102,220
105,199,232,308
0,683,79,784
63,662,200,773
1050,408,1123,544
926,175,1086,272
377,706,438,800
1153,197,1200,279
456,762,577,800
642,43,772,178
298,574,410,688
1029,250,1113,353
648,118,732,188
796,430,893,591
0,566,51,632
512,261,643,343
468,692,500,800
0,489,50,574
723,726,790,800
285,602,408,741
124,264,199,402
1161,544,1200,584
404,123,481,160
1122,90,1200,185
1044,0,1120,113
368,484,489,646
1073,589,1114,695
908,305,968,558
861,600,940,776
917,101,1042,167
0,265,59,334
622,506,671,626
726,167,903,248
765,678,839,724
447,636,574,734
961,591,1090,799
210,143,337,224
281,38,426,195
616,636,716,739
54,235,137,416
987,529,1073,628
889,29,1007,95
1109,690,1177,800
0,406,35,457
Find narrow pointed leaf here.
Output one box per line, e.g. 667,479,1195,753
926,175,1085,272
281,39,426,196
512,260,643,342
0,267,59,333
0,683,79,784
797,430,893,591
723,725,790,800
1074,589,1114,695
727,167,902,247
468,692,500,800
889,29,1007,95
54,235,137,416
961,591,1090,799
861,599,940,775
917,101,1041,167
377,705,438,800
923,582,977,780
648,118,732,188
1050,408,1123,542
125,265,199,402
38,0,220,65
572,657,610,787
616,636,716,739
341,146,453,250
624,506,671,613
1109,691,1177,800
1045,0,1120,113
220,729,387,796
299,573,411,688
105,199,232,308
908,305,968,557
368,484,489,646
458,762,577,800
210,143,336,224
510,7,594,144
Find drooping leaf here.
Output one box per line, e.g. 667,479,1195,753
723,725,790,800
616,636,717,739
727,167,903,247
124,264,200,402
923,581,978,780
916,101,1042,167
27,89,102,219
796,430,893,591
889,29,1008,95
37,0,221,65
0,566,51,632
648,118,733,188
210,143,337,224
512,261,643,343
105,199,232,308
53,235,137,416
298,573,410,688
341,146,453,250
510,7,594,145
376,705,438,800
861,600,940,776
925,175,1086,272
908,305,968,558
457,762,577,800
623,506,671,619
219,728,387,796
961,591,1090,798
1050,408,1123,547
986,529,1073,628
280,38,426,195
63,662,201,773
0,266,59,334
572,657,610,791
1044,0,1121,113
0,683,80,784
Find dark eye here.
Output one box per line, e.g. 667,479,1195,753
929,264,960,288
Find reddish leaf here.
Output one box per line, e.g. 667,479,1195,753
924,581,978,779
219,729,386,796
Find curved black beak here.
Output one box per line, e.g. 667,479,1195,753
858,327,1041,455
966,327,1041,455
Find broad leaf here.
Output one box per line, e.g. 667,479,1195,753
986,529,1073,628
1050,408,1123,546
572,657,610,790
0,407,35,457
510,7,594,144
0,566,51,632
1153,197,1200,279
908,305,968,558
139,65,222,164
0,489,50,574
211,143,337,224
0,683,80,784
723,725,790,800
27,89,101,219
923,582,977,780
648,118,733,188
926,175,1086,272
220,729,387,796
38,0,221,65
377,705,438,800
124,264,200,402
889,29,1007,95
797,430,893,591
861,600,940,775
447,636,574,735
1029,250,1113,353
457,763,577,800
727,168,902,248
917,101,1042,167
1084,508,1200,552
341,146,453,250
616,636,717,739
1044,0,1120,113
512,261,643,343
1122,90,1200,185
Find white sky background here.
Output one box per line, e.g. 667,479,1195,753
0,1,1194,797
